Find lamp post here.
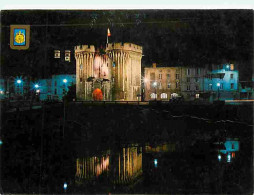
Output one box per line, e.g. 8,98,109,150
153,81,157,101
217,83,220,100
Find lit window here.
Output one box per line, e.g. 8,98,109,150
161,93,167,99
195,94,200,99
159,82,162,89
230,64,234,70
187,69,190,75
150,93,157,99
187,85,190,91
65,50,71,62
231,83,234,89
54,50,60,58
230,74,233,79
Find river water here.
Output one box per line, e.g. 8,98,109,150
1,106,253,194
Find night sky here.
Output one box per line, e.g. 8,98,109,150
1,10,253,81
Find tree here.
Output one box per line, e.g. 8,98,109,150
64,84,76,102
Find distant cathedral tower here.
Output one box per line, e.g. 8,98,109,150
75,43,142,101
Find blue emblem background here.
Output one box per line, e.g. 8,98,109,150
13,28,26,46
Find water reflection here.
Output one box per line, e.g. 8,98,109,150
76,152,110,179
75,146,143,185
144,143,175,153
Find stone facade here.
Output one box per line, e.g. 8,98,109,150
144,63,239,101
144,63,181,101
75,43,142,101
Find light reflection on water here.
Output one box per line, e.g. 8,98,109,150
76,146,144,185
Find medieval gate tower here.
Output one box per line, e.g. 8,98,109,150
75,43,142,101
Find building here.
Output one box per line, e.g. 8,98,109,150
50,74,76,101
0,74,76,101
144,63,181,101
204,64,239,101
144,63,239,102
180,67,206,100
75,42,143,101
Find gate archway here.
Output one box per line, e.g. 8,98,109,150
93,88,103,101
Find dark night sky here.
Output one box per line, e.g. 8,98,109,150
1,10,253,81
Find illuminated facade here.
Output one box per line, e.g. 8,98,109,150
204,64,239,101
144,63,240,101
75,43,143,101
180,67,206,100
144,63,181,101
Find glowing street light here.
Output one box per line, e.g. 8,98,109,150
153,82,157,101
218,154,221,161
154,159,158,168
227,153,231,163
63,182,67,191
63,79,68,83
144,78,148,83
16,79,22,84
34,84,39,89
217,83,220,100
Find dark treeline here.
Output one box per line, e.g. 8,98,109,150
1,10,253,80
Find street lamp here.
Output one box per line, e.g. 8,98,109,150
153,81,157,101
63,182,67,192
16,79,22,84
63,79,68,83
34,84,39,89
217,83,220,100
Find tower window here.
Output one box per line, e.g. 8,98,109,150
112,62,116,67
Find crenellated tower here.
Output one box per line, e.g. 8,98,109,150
75,42,142,101
106,43,142,100
75,45,95,99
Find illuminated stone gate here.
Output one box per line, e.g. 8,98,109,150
75,43,143,101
